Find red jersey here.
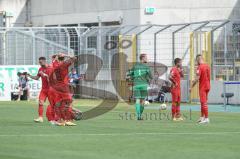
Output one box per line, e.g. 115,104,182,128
170,67,181,92
53,60,72,84
37,65,52,90
49,59,73,94
197,64,211,91
52,60,59,68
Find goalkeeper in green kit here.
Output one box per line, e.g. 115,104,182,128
128,54,152,120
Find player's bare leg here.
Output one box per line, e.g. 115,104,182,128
34,100,44,123
172,101,177,121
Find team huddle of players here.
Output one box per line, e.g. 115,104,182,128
27,53,81,126
128,53,210,124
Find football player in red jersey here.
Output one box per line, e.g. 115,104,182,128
28,57,55,124
49,53,77,126
190,54,211,124
169,58,184,121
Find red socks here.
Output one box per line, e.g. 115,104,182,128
172,103,176,118
176,106,180,117
38,104,43,117
172,103,181,118
201,106,204,117
201,103,208,118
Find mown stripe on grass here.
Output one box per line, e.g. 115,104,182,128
0,131,240,137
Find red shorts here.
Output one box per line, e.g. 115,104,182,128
49,87,72,104
171,90,181,103
39,89,49,101
199,89,209,103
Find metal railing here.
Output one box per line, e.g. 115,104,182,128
1,20,239,101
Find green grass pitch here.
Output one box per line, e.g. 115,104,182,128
0,99,239,159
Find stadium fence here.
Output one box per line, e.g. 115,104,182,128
0,20,239,104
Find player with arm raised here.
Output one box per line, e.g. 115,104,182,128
128,54,152,120
169,58,184,121
28,57,53,123
190,54,211,124
49,53,77,126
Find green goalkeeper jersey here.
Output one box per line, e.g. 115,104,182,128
128,62,152,85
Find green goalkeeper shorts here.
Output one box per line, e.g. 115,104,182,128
133,84,148,99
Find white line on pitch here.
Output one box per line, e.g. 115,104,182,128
0,131,240,137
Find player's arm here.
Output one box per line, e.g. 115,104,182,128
143,66,153,84
148,68,153,80
190,74,200,89
69,56,77,62
168,72,174,83
52,53,71,62
59,53,76,60
169,70,177,87
27,73,40,80
64,56,77,66
179,67,184,78
126,67,134,81
64,54,75,59
60,53,77,64
52,54,58,61
18,78,22,89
